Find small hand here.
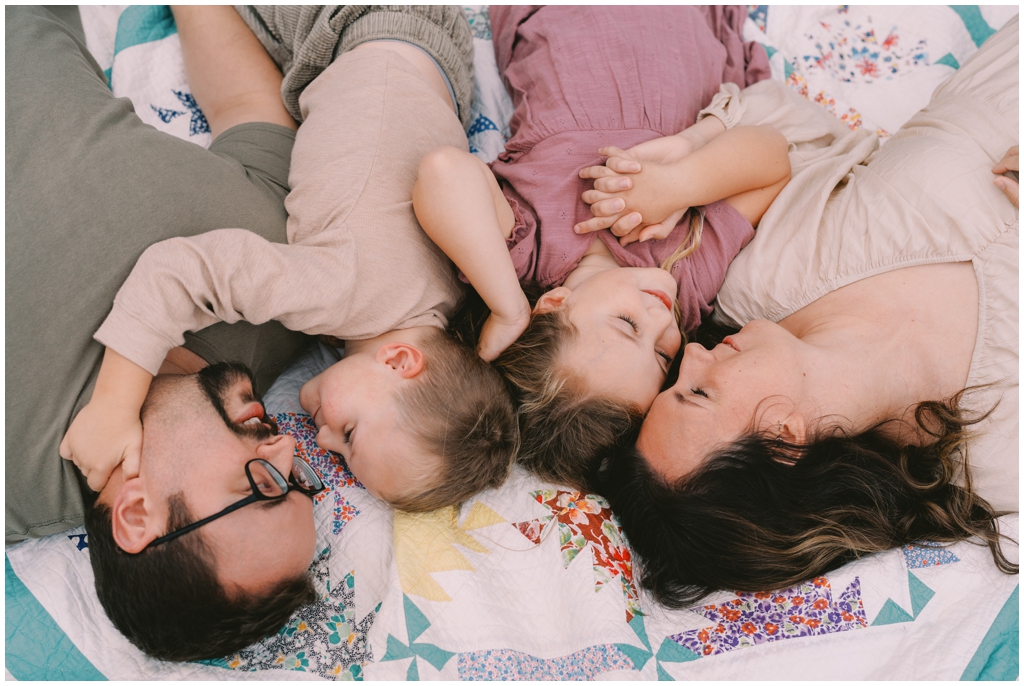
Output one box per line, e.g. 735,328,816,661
577,153,685,238
616,208,689,247
477,307,531,362
59,401,143,492
992,145,1019,207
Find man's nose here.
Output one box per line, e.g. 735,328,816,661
256,433,297,478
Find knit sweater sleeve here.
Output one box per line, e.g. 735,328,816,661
95,228,356,375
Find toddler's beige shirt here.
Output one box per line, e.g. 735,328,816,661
96,48,467,375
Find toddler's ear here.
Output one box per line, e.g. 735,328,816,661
534,286,572,315
376,342,426,379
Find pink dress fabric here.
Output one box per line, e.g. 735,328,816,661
489,6,771,332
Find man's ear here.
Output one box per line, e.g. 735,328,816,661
533,286,572,315
779,412,807,446
110,477,161,554
376,342,426,379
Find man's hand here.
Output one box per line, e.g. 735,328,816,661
58,347,152,492
59,401,143,492
992,145,1019,207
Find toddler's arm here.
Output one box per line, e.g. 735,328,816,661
413,146,530,361
578,123,790,245
59,348,150,492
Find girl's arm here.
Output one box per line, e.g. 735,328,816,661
413,146,531,361
577,124,790,244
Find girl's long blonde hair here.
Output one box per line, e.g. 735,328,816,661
659,207,705,273
658,207,705,340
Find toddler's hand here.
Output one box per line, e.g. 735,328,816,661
992,145,1019,207
59,400,143,492
477,308,531,362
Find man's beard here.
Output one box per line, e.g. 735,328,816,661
196,362,279,441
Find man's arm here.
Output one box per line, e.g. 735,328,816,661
172,5,296,137
413,146,531,361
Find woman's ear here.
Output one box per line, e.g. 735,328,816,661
533,286,572,315
376,342,426,379
110,478,160,554
779,412,807,446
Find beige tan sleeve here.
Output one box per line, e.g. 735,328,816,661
94,229,357,375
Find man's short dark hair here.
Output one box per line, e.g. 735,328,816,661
84,494,317,662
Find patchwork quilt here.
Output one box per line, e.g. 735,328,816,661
6,5,1019,681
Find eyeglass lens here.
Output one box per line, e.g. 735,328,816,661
248,459,289,498
291,457,323,491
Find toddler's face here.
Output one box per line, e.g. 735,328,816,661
299,354,437,503
558,267,682,412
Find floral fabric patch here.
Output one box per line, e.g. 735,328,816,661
221,548,378,680
902,543,960,569
512,490,641,621
673,576,867,657
274,412,363,505
798,14,929,84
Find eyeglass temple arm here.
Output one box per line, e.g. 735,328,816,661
145,494,258,550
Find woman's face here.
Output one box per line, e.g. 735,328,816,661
553,267,683,412
637,319,808,481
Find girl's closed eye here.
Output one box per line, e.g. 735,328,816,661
691,387,708,398
344,427,353,444
618,314,639,332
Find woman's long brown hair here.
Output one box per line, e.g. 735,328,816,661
599,389,1017,607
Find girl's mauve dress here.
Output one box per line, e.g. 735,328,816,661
490,5,771,331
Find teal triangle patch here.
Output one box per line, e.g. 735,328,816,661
614,643,653,671
960,585,1019,680
382,634,415,661
406,658,420,680
948,6,996,48
657,663,675,681
411,643,455,671
936,52,960,69
784,59,794,80
628,614,652,650
908,571,935,618
872,598,914,626
5,556,107,680
763,44,777,60
113,6,177,56
403,595,431,643
657,637,701,663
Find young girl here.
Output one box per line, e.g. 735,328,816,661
413,6,790,488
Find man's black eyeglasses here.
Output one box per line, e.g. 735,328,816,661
143,458,325,551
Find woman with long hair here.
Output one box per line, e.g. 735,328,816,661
593,15,1019,606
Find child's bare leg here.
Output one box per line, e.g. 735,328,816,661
171,6,296,137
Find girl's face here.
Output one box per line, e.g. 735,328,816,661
544,267,682,412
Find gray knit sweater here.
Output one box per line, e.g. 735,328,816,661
234,5,475,129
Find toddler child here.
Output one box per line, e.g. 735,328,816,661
60,9,517,511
